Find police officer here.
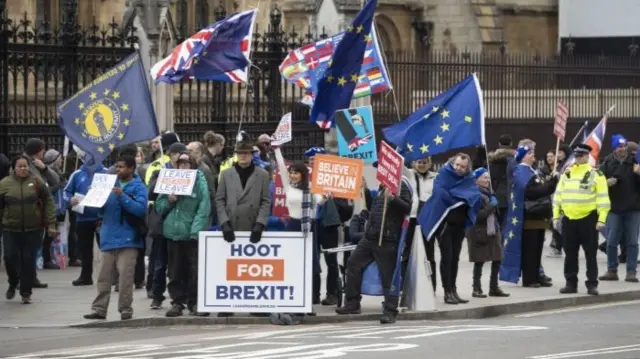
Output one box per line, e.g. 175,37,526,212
553,143,610,295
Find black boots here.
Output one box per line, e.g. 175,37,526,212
444,292,458,304
472,286,487,298
452,289,468,303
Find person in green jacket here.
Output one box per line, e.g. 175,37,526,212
0,155,56,304
154,152,211,317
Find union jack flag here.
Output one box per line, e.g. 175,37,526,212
561,106,613,171
348,133,373,151
151,9,257,84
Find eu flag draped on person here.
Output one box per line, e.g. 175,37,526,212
418,163,483,241
57,52,159,164
309,0,378,129
151,9,258,84
499,160,536,283
382,74,485,163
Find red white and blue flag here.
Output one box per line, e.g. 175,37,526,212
151,9,257,84
561,106,614,171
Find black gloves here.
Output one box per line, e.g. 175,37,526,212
250,223,265,244
222,222,235,243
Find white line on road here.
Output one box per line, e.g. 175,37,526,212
528,344,640,359
515,300,640,318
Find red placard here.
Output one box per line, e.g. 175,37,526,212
376,141,404,196
272,165,289,218
553,100,569,141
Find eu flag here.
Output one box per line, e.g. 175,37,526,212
309,0,378,128
57,52,159,164
383,74,485,163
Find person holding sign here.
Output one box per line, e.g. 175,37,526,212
83,155,148,321
155,153,212,317
336,179,412,324
1,155,57,304
215,140,271,316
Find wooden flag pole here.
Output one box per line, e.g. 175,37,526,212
553,137,561,173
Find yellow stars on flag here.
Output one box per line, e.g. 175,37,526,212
347,25,354,32
96,146,105,153
350,73,359,82
78,103,85,110
112,91,120,100
89,92,97,100
103,89,110,96
120,103,129,111
326,75,335,83
512,202,517,210
364,34,372,43
508,230,514,239
511,217,519,226
356,25,364,33
117,132,125,140
510,192,514,200
441,109,450,119
440,122,450,132
108,143,116,151
464,115,472,123
432,106,439,113
337,77,347,86
123,119,131,126
433,135,444,145
74,118,80,125
420,144,430,153
406,143,414,152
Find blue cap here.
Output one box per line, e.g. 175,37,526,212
305,146,327,158
612,134,627,149
515,145,531,162
474,167,488,179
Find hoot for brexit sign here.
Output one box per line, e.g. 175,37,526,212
198,231,312,313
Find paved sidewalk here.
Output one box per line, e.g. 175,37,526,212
0,233,639,328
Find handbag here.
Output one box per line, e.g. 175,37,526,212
147,203,174,239
524,196,552,218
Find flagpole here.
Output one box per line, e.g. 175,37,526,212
568,121,587,147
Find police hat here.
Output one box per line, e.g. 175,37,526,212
572,143,592,156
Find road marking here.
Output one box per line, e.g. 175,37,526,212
395,325,546,339
528,344,640,359
515,300,640,318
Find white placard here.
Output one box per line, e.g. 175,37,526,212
79,174,117,208
71,193,85,214
153,169,197,196
198,231,313,313
271,112,292,146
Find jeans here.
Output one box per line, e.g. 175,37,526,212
606,211,640,273
3,230,41,297
151,237,169,301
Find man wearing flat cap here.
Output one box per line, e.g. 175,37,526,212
553,143,609,295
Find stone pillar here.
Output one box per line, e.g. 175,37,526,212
150,38,175,132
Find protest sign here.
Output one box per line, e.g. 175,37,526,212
80,174,117,208
272,166,290,218
335,106,377,163
198,231,313,313
271,113,292,146
154,169,197,196
310,154,363,200
376,141,404,195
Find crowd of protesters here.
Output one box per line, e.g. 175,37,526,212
0,131,639,324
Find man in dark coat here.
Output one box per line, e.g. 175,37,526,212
336,179,412,324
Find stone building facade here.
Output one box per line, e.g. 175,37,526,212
6,0,559,56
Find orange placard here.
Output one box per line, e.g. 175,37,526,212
226,258,285,281
311,154,363,200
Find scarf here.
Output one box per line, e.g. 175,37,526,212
293,181,312,239
479,186,498,236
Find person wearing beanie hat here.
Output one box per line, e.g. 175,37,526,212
145,135,182,185
466,166,510,298
598,133,640,283
43,149,61,166
160,132,180,149
500,142,557,289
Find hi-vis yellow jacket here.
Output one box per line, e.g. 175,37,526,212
552,163,610,223
218,154,237,179
145,154,170,185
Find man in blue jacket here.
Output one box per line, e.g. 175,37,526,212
65,152,108,286
83,155,148,321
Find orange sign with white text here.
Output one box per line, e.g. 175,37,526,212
311,154,363,200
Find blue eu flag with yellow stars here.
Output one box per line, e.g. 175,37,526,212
57,52,159,164
309,0,378,128
499,164,536,283
383,73,485,163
